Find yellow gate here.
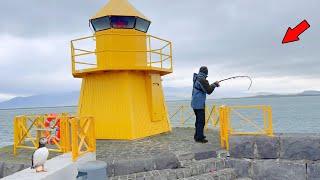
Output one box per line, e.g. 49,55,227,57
219,105,274,150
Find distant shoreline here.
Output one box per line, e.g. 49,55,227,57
168,93,320,101
1,94,319,110
247,94,320,99
0,105,77,111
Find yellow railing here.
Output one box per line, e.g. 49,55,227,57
219,105,274,150
13,114,69,154
69,116,96,161
70,33,173,75
169,104,219,128
13,114,95,161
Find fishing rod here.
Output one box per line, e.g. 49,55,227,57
218,75,253,90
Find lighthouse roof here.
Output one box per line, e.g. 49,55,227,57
91,0,150,21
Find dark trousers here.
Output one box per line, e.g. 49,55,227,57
193,109,205,140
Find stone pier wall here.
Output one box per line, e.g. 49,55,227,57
228,134,320,180
0,162,29,178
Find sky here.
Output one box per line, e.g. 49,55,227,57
0,0,319,101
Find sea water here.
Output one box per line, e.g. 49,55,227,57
1,96,320,147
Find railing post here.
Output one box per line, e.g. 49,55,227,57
66,116,71,152
60,115,71,153
225,106,231,150
213,105,218,127
60,115,65,152
267,106,274,136
13,117,19,156
35,116,41,148
205,105,211,130
180,106,184,125
219,106,226,148
160,49,163,69
90,117,96,152
263,106,268,134
164,104,172,131
71,118,79,161
71,42,75,74
148,36,152,67
21,116,27,145
169,43,173,71
219,106,231,150
205,106,208,129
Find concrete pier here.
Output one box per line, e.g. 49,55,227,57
2,128,320,179
0,128,225,179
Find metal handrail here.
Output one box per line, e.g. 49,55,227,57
13,114,95,161
71,33,173,74
74,48,94,53
74,61,96,66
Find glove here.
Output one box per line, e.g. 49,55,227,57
213,81,220,87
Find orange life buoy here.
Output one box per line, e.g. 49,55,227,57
44,114,61,145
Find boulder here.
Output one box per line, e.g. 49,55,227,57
307,162,320,180
255,136,280,159
229,136,255,159
280,136,320,160
252,159,306,180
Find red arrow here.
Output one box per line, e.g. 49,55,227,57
282,20,310,44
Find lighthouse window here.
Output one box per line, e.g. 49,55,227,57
91,16,111,32
110,16,135,29
135,18,150,33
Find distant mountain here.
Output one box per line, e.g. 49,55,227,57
0,89,319,109
0,88,189,109
251,90,320,98
298,90,320,96
0,92,79,109
253,92,275,96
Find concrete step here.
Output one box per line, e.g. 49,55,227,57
109,158,228,179
182,168,236,180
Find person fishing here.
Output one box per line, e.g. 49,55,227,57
191,66,220,143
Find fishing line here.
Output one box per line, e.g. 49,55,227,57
218,76,253,90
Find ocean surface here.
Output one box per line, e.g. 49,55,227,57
1,96,320,148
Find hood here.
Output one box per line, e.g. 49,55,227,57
199,66,208,76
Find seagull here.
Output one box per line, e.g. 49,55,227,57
31,137,49,172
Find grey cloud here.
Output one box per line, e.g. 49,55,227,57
151,0,320,78
0,0,107,37
0,0,319,97
0,36,79,95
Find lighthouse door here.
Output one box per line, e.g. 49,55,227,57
150,74,164,122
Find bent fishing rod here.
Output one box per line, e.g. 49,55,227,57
217,75,253,90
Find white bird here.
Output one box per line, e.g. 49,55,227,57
31,137,49,172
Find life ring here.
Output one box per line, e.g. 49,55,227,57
44,114,61,145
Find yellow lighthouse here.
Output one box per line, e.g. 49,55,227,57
70,0,173,139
